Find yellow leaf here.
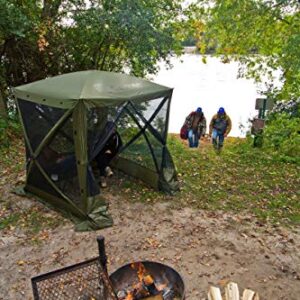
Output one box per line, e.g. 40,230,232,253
17,260,25,266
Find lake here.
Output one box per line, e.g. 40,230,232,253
152,54,266,137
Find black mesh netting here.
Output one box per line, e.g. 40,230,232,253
115,98,168,172
37,116,82,203
19,100,83,204
18,99,65,152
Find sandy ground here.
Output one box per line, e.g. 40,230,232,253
1,190,300,300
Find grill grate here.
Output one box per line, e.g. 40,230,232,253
31,257,116,300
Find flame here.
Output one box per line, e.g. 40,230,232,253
124,263,166,299
143,275,154,286
131,262,146,282
156,283,167,291
124,292,134,300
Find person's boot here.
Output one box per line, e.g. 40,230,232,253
212,138,218,150
105,166,113,177
100,176,107,188
216,143,223,154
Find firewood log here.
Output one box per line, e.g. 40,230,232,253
207,282,259,300
208,286,222,300
225,282,239,300
242,289,260,300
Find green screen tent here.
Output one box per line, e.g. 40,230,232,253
13,70,178,231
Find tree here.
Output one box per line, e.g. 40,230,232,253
0,0,190,115
195,0,300,100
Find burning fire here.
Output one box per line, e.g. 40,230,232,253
117,263,175,300
131,262,146,282
125,292,134,300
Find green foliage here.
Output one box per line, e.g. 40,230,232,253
0,0,189,92
0,117,9,147
263,112,300,163
0,116,22,150
196,0,300,100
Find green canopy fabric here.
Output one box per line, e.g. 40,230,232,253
13,70,172,109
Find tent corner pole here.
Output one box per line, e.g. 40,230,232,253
73,101,88,213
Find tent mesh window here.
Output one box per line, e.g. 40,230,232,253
115,97,168,173
114,106,139,148
31,258,116,300
18,99,102,204
18,99,78,199
18,99,65,152
87,106,122,161
39,116,81,203
121,133,157,171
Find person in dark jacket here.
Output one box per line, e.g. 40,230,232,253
95,126,122,188
209,107,232,150
184,107,207,148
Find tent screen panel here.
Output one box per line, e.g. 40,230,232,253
162,147,177,182
87,106,123,160
149,98,169,141
144,129,163,171
126,97,168,143
18,99,65,152
87,107,123,191
38,116,83,204
115,107,140,147
133,97,165,122
27,164,62,199
115,98,169,174
119,132,156,171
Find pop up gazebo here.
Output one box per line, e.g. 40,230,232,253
13,70,178,230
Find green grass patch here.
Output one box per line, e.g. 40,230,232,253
0,212,21,230
0,206,65,234
111,135,300,226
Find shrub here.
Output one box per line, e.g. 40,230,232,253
0,117,10,147
0,116,22,150
263,100,300,163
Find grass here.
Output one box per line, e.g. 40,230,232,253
1,128,299,229
110,135,300,226
0,204,65,238
0,127,65,238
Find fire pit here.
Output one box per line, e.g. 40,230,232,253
31,236,185,300
110,261,185,300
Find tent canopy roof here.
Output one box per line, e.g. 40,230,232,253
13,70,172,109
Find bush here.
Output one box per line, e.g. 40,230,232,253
0,117,9,147
269,98,300,119
263,100,300,163
0,116,22,150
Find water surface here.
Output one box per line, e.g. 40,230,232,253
152,54,264,137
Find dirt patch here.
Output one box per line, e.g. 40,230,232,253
1,192,299,300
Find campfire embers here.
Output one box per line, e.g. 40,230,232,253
110,262,184,300
116,263,175,300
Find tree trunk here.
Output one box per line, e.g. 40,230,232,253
0,89,8,119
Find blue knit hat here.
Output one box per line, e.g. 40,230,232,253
218,107,225,114
196,107,202,113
